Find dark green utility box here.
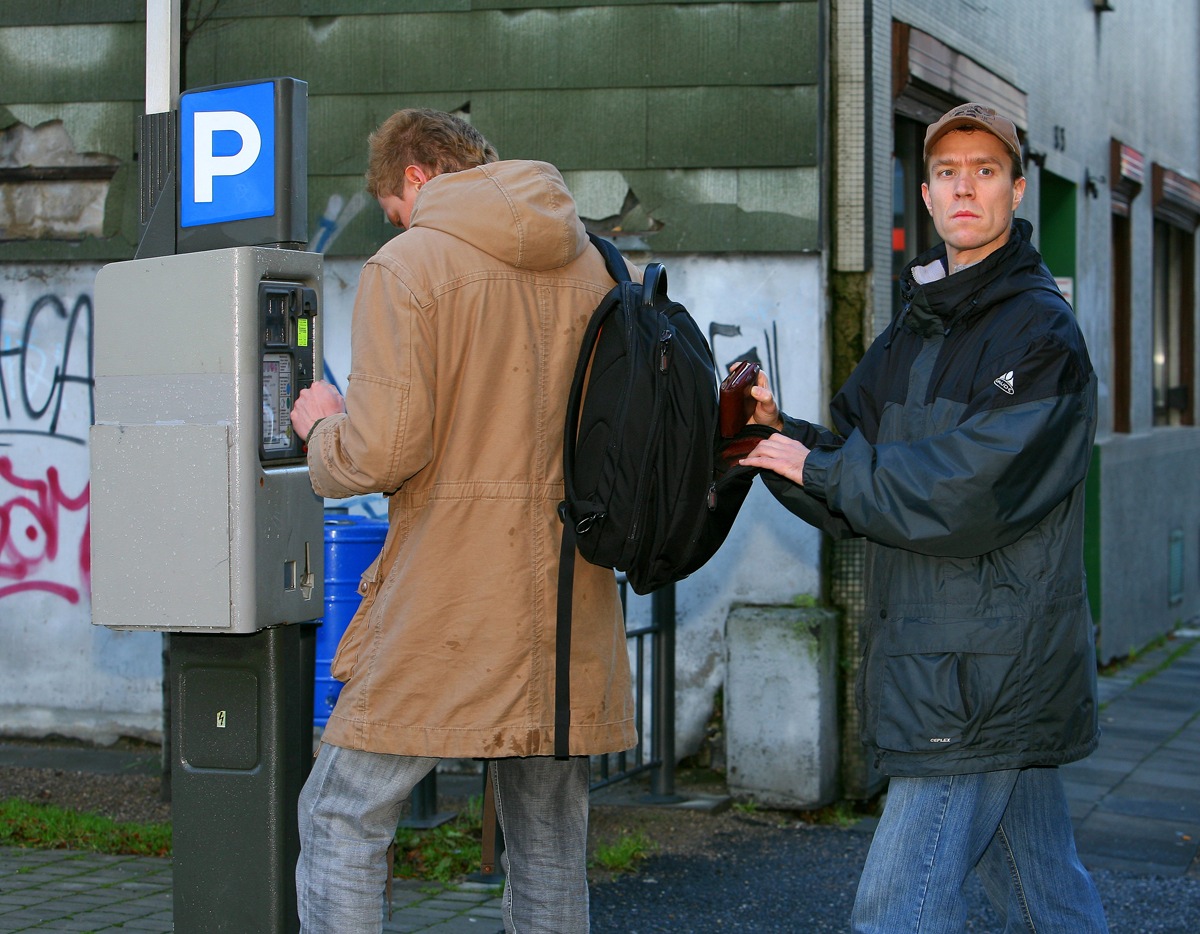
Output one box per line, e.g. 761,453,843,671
170,624,315,934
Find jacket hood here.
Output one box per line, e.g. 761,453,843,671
897,218,1055,338
407,159,589,271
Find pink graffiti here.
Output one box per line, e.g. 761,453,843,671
0,456,90,604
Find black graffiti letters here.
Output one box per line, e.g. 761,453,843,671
0,292,95,445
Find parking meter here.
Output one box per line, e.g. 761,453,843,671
91,77,318,934
91,247,323,633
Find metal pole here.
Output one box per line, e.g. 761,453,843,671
646,583,683,803
145,0,180,114
146,0,181,801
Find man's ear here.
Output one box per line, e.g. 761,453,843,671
405,164,431,189
1012,175,1027,209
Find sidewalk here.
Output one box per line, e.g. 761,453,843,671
0,848,502,933
1,630,1197,933
1063,628,1200,878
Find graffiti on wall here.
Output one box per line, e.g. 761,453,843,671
0,288,94,604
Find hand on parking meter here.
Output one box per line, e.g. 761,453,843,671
291,379,346,445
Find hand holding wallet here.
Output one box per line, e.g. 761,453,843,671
719,361,761,438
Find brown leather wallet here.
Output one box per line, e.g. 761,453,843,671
719,361,761,438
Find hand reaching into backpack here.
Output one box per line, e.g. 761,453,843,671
740,371,811,486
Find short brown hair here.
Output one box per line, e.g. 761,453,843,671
365,109,499,198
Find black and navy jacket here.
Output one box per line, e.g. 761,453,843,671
766,218,1100,776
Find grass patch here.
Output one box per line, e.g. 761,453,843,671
590,830,655,875
1131,637,1197,687
392,794,483,883
1098,633,1170,677
1097,631,1198,710
796,799,875,829
0,798,171,857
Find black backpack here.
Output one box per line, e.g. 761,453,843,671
553,233,773,756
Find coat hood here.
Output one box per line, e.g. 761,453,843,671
408,159,589,271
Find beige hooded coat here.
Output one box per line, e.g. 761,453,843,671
308,160,636,758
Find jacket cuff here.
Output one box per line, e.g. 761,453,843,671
802,446,834,500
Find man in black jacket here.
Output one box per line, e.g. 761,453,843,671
742,103,1109,932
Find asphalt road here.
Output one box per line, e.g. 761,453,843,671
590,822,1200,933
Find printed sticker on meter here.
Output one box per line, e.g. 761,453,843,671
262,353,293,454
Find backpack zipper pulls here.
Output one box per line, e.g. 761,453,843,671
658,329,673,373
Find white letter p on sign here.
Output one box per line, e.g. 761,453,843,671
193,111,262,202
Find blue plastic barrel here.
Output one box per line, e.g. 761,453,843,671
316,512,389,727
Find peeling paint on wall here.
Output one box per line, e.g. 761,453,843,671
0,121,119,241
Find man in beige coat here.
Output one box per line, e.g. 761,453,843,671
290,109,635,934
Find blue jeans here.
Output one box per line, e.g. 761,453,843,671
852,767,1108,933
296,745,590,933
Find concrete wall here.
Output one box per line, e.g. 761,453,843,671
1094,431,1200,661
0,246,826,755
0,261,160,742
725,604,839,808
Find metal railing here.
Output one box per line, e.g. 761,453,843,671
589,579,679,801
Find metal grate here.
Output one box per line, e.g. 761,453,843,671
1169,528,1184,606
137,111,175,226
830,535,884,800
589,576,676,797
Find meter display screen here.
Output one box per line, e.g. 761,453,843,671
262,353,293,453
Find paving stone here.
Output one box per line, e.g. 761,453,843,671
1122,768,1200,792
1076,812,1199,876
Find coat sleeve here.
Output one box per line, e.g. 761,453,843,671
306,257,436,497
761,415,860,539
800,332,1096,558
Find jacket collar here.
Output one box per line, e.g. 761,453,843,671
898,218,1038,336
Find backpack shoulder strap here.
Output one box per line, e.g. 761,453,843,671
588,232,632,284
555,234,629,760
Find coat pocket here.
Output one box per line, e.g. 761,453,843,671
873,617,1022,754
329,552,384,682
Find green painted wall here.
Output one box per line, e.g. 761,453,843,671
1038,170,1077,286
0,1,823,260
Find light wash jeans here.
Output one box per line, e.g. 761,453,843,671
296,745,590,934
852,766,1108,933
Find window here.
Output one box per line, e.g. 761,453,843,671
891,116,938,321
1109,142,1143,433
1151,220,1193,425
1150,164,1199,428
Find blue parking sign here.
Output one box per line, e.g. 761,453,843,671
181,81,276,227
